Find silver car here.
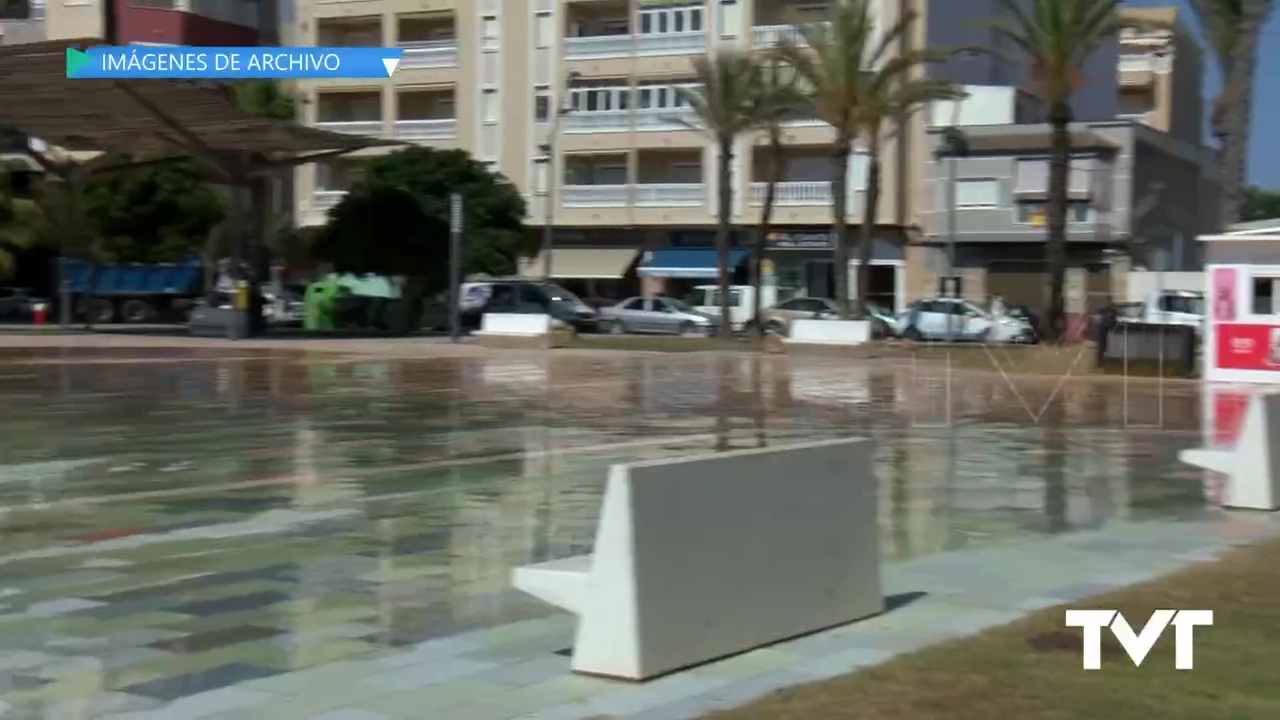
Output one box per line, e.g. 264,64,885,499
599,296,721,336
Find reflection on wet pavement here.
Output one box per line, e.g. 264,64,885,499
0,349,1212,716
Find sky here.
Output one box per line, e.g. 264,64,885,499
1125,0,1280,188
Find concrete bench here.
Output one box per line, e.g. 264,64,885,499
1180,392,1280,511
512,437,882,680
786,319,871,351
474,312,555,349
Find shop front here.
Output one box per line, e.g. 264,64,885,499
1201,231,1280,384
765,228,906,313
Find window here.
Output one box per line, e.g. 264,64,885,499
487,284,516,311
481,15,499,41
621,298,645,311
534,90,550,122
640,5,703,35
532,157,549,194
954,179,1000,208
1253,280,1274,315
651,298,674,313
1158,293,1205,315
480,88,498,122
534,11,553,48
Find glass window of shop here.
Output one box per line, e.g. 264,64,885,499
772,256,834,301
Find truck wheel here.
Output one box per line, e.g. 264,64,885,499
77,298,116,324
121,299,155,324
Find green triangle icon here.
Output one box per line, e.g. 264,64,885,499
65,48,91,77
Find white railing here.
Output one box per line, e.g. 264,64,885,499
781,116,827,128
563,107,699,133
312,190,348,209
635,183,705,207
564,31,706,59
562,185,629,207
750,181,832,206
398,40,458,69
314,120,385,136
752,24,811,48
1118,54,1155,72
394,119,456,140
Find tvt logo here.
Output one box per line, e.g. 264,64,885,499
1065,609,1214,670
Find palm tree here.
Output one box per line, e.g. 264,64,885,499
776,0,879,319
851,14,964,316
750,56,806,334
676,51,764,338
990,0,1126,341
1190,0,1275,225
0,164,47,281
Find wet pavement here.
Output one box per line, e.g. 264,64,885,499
0,343,1227,718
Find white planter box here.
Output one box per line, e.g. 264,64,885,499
477,313,552,337
788,319,871,346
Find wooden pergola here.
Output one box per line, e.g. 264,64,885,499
0,38,403,333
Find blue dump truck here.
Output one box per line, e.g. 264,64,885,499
61,259,205,324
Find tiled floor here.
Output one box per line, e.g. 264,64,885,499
0,342,1236,718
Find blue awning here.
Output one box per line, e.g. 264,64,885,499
637,249,747,279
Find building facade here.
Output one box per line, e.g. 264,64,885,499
292,0,927,308
41,0,276,45
1116,6,1203,146
919,121,1220,318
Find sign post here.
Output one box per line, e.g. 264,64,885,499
448,193,463,343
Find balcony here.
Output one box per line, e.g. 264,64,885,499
1119,54,1156,72
312,190,347,210
316,17,382,47
635,184,705,207
562,83,700,133
395,89,456,141
751,24,819,49
315,91,383,136
749,181,832,206
564,2,706,59
398,15,457,69
562,185,629,207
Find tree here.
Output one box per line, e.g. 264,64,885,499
751,56,807,334
990,0,1126,341
851,17,963,317
677,51,766,338
0,164,46,281
1243,186,1280,221
234,81,296,121
776,0,879,319
313,147,530,329
80,154,226,264
1190,0,1275,225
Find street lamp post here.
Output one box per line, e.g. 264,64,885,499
539,71,580,281
936,126,969,342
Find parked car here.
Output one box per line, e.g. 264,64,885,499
753,297,901,339
0,288,45,320
599,296,721,336
1003,304,1041,342
455,279,599,333
900,298,1034,342
263,289,305,326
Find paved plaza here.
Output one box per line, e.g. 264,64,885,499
0,338,1263,719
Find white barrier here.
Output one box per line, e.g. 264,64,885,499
1180,393,1280,511
477,313,552,337
787,319,871,346
512,438,882,680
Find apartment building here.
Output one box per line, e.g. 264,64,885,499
0,1,46,44
294,0,932,308
41,0,276,45
1116,5,1202,145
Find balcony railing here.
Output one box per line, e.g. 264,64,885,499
563,107,699,133
564,31,706,59
563,185,629,207
749,181,832,206
398,40,458,69
635,183,705,207
561,183,705,207
313,190,348,210
314,120,385,136
752,24,813,49
394,119,456,140
1118,54,1156,72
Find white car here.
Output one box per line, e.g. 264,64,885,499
900,298,1033,342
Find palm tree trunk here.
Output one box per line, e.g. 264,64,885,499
1045,102,1072,342
856,134,881,319
1218,2,1268,225
831,132,853,319
715,134,734,339
755,125,784,335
